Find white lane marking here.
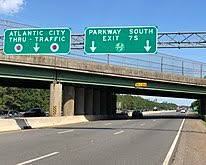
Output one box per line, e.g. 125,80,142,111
162,118,185,165
140,123,145,126
57,129,74,134
126,119,131,121
16,152,59,165
104,122,112,126
153,120,156,122
113,130,124,135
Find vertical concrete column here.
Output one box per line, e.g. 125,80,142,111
49,82,62,117
63,86,75,116
93,89,101,115
107,91,112,115
111,93,117,115
200,98,206,116
106,92,117,116
85,88,93,115
75,88,85,115
100,90,107,115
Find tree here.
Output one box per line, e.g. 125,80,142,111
117,94,177,111
191,100,200,112
0,87,49,111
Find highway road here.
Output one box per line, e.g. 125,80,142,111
0,111,187,165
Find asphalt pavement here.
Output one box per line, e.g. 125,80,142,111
0,111,187,165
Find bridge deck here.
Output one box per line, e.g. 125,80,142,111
0,50,206,87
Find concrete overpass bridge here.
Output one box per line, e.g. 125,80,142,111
1,19,206,117
0,50,206,117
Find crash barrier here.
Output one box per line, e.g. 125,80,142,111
0,115,109,132
0,119,21,132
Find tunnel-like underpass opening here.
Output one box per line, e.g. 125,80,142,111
0,74,205,120
115,93,201,120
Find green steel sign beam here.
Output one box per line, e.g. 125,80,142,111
84,26,158,54
3,28,71,55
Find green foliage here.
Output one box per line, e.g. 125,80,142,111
117,94,177,111
190,100,200,112
0,86,49,111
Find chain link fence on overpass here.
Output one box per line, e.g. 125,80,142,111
65,50,206,78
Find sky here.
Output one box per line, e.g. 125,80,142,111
1,0,205,105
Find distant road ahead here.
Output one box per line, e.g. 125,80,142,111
0,113,185,165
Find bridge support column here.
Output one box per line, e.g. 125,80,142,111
85,88,93,115
100,90,107,115
63,86,75,116
75,88,85,115
200,98,206,116
107,92,112,115
49,82,62,117
111,93,117,115
106,92,117,116
93,89,101,115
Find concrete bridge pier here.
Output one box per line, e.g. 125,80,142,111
100,90,107,115
85,88,94,115
200,98,206,116
106,92,117,116
75,87,85,115
111,93,117,115
63,86,75,116
49,82,62,117
49,85,117,117
93,89,101,115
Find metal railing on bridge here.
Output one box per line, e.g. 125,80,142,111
1,19,206,79
67,50,206,78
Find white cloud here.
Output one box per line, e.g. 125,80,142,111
0,0,25,15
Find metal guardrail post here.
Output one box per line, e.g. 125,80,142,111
182,61,184,75
160,57,163,72
200,64,203,78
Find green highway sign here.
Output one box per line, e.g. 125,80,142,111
3,28,71,55
84,26,158,54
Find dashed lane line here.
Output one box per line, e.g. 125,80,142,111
113,130,124,135
16,152,59,165
57,129,74,134
104,123,112,126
